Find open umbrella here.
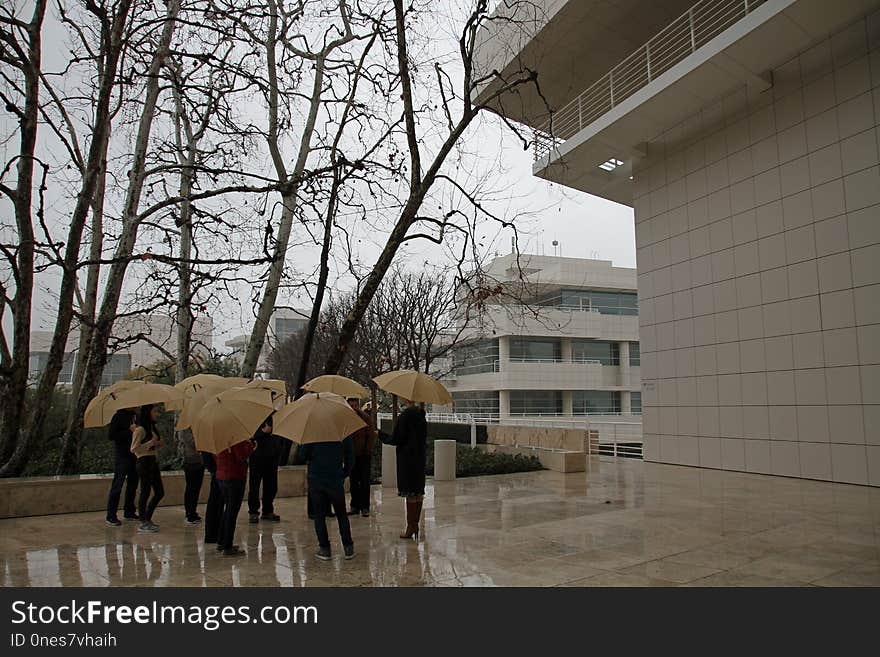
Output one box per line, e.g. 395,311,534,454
302,374,368,398
175,382,231,430
83,380,146,428
191,387,276,454
245,378,288,403
175,374,249,394
273,392,366,445
373,370,452,405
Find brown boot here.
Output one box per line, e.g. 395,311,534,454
399,498,418,539
414,497,424,539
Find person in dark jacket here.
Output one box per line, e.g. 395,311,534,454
202,451,223,545
182,442,204,526
346,398,376,517
248,416,281,523
215,440,254,556
383,399,427,540
105,407,139,526
293,437,355,561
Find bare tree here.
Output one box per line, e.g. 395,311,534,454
322,0,541,374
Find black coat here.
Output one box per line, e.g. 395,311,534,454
388,406,427,496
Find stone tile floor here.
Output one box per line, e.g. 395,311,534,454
1,458,879,587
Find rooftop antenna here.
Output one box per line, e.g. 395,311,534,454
552,239,559,256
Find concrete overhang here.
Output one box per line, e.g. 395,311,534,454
530,0,880,206
473,0,697,125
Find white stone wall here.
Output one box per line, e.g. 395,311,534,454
635,14,880,486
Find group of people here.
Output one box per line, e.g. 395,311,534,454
104,395,429,561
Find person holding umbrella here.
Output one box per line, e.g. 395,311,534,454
248,415,282,524
129,404,166,533
385,398,428,540
215,439,254,556
105,407,139,526
346,397,376,517
277,392,363,561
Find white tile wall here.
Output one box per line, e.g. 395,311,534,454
635,13,880,486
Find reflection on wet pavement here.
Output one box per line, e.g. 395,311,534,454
2,459,879,587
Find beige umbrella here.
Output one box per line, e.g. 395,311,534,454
245,378,288,404
83,380,146,428
191,387,276,454
373,370,452,405
175,374,250,394
170,375,250,412
302,374,368,398
273,392,366,445
110,383,185,412
175,382,231,430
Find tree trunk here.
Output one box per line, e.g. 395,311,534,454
0,0,47,472
56,0,180,474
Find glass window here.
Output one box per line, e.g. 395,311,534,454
275,317,308,344
571,340,619,365
452,391,499,417
541,289,638,315
509,338,561,362
27,351,75,384
630,391,642,415
629,342,640,366
101,353,132,387
453,339,498,375
509,390,563,416
58,352,76,384
572,391,621,415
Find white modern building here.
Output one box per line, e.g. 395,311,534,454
476,0,880,485
445,254,642,436
28,314,213,387
226,308,310,373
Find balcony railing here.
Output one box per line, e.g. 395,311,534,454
533,0,767,162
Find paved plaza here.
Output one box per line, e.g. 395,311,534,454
1,458,879,587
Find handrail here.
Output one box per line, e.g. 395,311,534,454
534,0,767,162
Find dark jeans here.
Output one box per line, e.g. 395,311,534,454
247,454,278,516
309,479,352,549
349,454,371,511
106,445,138,521
183,461,204,520
136,457,164,523
218,478,246,551
204,473,223,543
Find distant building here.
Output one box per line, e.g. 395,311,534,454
28,314,213,387
227,308,311,374
444,254,641,429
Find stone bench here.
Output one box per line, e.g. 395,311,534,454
0,465,308,519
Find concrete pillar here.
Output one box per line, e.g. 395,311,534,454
561,338,572,362
562,390,573,416
434,440,457,481
621,390,632,416
497,335,510,372
381,443,397,488
619,341,630,387
499,389,510,420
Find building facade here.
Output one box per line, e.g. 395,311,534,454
445,254,642,434
476,0,880,485
28,314,213,387
226,308,310,374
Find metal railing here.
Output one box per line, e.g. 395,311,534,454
533,0,767,162
377,412,643,458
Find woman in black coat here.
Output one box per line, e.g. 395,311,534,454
387,399,427,539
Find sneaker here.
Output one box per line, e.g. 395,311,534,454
137,522,158,534
105,518,122,527
315,547,332,561
361,509,370,518
261,513,281,522
123,514,139,522
348,508,360,516
249,514,259,524
185,516,202,526
222,546,244,556
343,544,355,560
